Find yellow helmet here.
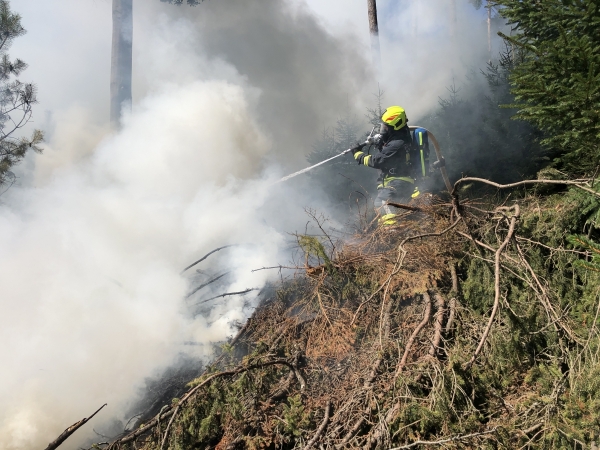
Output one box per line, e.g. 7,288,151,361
381,106,407,130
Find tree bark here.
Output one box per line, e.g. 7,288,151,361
487,1,492,61
111,0,133,130
367,0,381,76
450,0,457,38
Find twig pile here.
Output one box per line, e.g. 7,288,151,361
85,176,600,450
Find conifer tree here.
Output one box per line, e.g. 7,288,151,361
494,0,600,174
0,0,42,190
424,49,543,185
568,234,600,272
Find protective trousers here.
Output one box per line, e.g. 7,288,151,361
375,179,420,226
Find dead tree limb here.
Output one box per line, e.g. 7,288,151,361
445,263,459,333
304,401,332,450
397,292,433,375
389,427,497,449
44,404,107,450
192,288,258,308
429,292,446,357
386,202,423,212
185,271,230,298
251,265,297,273
452,176,600,199
465,205,519,369
446,296,457,334
514,241,580,344
335,357,383,447
181,245,237,274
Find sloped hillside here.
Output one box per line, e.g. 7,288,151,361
94,174,600,450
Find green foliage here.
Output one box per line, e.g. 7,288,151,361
494,0,600,174
298,235,331,266
0,0,42,190
280,395,310,438
568,234,600,272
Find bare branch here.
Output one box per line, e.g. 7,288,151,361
304,401,332,450
396,292,433,375
386,202,423,212
453,176,600,199
181,245,237,274
191,288,258,308
44,404,107,450
429,292,446,357
389,427,497,449
465,205,520,369
185,271,230,298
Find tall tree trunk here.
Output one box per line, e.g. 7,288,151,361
111,0,133,130
367,0,381,77
487,1,492,61
450,0,457,39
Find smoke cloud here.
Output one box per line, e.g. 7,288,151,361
0,79,281,450
1,1,495,449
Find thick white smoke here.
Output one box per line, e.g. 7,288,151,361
378,0,491,120
0,79,288,449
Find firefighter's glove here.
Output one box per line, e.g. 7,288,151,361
432,157,446,170
351,143,366,164
351,142,366,155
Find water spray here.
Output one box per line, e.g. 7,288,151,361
276,126,377,184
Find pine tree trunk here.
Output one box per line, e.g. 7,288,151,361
487,0,492,61
450,0,457,38
367,0,381,76
110,0,133,130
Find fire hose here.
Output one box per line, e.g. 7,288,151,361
276,126,452,192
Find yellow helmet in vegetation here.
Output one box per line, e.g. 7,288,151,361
381,106,407,131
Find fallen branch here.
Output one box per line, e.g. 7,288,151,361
465,205,519,369
336,357,383,447
44,404,107,450
304,401,332,450
514,241,580,344
386,202,423,212
429,292,446,357
185,271,230,298
251,265,297,273
192,288,258,308
388,427,497,449
445,263,459,333
452,176,600,199
397,292,433,375
181,245,237,274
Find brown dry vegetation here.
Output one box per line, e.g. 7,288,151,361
90,176,600,450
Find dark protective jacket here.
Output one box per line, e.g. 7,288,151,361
353,127,418,188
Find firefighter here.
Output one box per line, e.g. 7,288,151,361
351,106,421,226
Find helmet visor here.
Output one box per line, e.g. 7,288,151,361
379,122,390,135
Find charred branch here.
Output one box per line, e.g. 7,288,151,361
44,404,107,450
